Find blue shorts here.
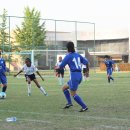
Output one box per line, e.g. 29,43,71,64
67,72,82,91
0,74,7,84
107,68,113,75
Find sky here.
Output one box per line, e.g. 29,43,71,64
0,0,130,31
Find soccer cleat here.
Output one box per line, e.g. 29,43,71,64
44,93,48,96
79,107,88,112
63,104,73,109
28,93,31,96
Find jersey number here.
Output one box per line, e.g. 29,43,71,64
72,57,81,69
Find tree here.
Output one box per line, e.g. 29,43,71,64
14,7,46,50
0,9,10,52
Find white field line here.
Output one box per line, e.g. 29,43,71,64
0,118,51,124
8,82,130,85
0,109,129,122
18,118,52,123
100,125,129,130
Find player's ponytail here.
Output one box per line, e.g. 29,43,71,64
66,41,75,53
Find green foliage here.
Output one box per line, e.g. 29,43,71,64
14,7,46,50
0,9,10,51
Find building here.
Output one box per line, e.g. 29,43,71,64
45,28,130,68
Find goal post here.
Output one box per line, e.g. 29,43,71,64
2,49,86,77
30,49,86,71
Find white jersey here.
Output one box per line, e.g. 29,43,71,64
22,64,38,75
55,61,62,67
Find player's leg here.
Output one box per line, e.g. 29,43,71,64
62,83,73,108
83,69,86,81
33,78,47,96
0,79,2,88
70,72,88,112
61,70,64,85
55,68,59,77
71,90,88,112
57,70,62,85
107,69,111,83
107,69,114,83
1,75,7,93
25,75,32,96
109,68,114,81
0,75,7,99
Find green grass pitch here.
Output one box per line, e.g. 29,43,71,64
0,72,130,130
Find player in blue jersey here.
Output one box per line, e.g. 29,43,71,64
57,42,89,112
104,55,115,83
0,51,8,98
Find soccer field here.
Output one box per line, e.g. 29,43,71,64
0,72,130,130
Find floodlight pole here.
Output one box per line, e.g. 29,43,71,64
129,25,130,63
93,23,96,73
75,21,77,51
9,16,11,74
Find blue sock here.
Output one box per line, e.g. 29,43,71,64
63,89,72,105
108,77,110,83
110,76,114,80
73,94,87,109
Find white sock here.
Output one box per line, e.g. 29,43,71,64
27,84,31,96
40,86,47,95
58,77,62,85
87,77,90,81
61,78,64,85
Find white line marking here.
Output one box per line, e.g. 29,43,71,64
0,109,129,122
100,125,129,129
0,118,51,123
19,118,52,123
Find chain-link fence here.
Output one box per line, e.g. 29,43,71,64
0,15,96,71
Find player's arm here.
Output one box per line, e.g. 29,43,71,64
54,65,58,72
112,61,115,71
85,63,90,77
59,55,69,69
80,55,89,76
14,70,23,77
3,60,7,72
36,71,44,81
54,63,59,71
86,63,89,72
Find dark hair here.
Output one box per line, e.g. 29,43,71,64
66,41,75,53
104,55,110,59
25,58,31,63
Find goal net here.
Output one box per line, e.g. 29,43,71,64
3,50,85,77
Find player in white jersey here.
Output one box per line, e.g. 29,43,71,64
14,58,47,96
55,56,65,85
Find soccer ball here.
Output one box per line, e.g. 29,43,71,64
0,92,6,99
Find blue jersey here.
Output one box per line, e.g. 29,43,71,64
59,52,88,91
0,58,7,84
60,52,88,72
104,60,114,69
0,58,6,74
104,59,114,75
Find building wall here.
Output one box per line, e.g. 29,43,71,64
96,39,128,54
78,38,128,55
